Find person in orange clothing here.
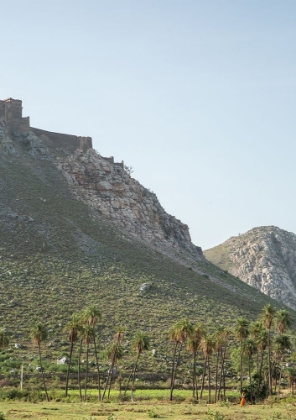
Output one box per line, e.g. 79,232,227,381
240,391,246,406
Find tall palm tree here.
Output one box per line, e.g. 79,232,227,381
200,334,215,403
256,328,268,393
169,319,193,401
81,324,93,402
217,327,231,402
129,331,149,401
81,305,102,401
102,327,124,400
273,334,292,395
260,304,276,394
31,322,49,401
250,321,264,373
234,317,249,392
63,314,80,397
276,310,291,334
213,326,227,403
243,338,257,404
187,323,205,401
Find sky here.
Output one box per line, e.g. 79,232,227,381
2,0,296,250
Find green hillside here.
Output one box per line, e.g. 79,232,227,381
0,148,293,376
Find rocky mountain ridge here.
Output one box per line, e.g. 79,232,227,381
0,100,202,265
204,226,296,310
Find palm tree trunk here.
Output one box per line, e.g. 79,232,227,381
92,333,101,401
207,355,211,404
38,344,49,401
214,349,220,403
124,370,133,396
240,344,243,392
103,347,117,400
249,356,253,404
103,368,111,400
108,371,113,399
267,329,272,395
65,340,74,397
218,345,227,401
169,342,179,401
278,361,282,396
192,350,198,401
258,350,264,394
84,342,89,402
171,342,183,398
78,339,83,402
131,352,140,401
200,357,207,399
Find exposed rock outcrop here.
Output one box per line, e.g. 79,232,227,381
56,149,203,261
204,226,296,310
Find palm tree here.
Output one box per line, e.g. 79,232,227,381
260,304,276,394
256,329,268,394
187,323,204,401
200,334,215,403
63,314,80,397
217,327,231,402
81,305,102,401
169,319,193,401
234,317,249,392
31,322,49,401
276,310,291,334
102,327,124,400
213,326,227,403
243,338,257,404
250,321,264,373
273,334,292,395
81,324,93,402
128,331,149,401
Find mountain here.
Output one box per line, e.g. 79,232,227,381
204,226,296,310
0,98,293,370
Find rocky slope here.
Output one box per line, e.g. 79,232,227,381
56,149,202,262
0,118,202,264
204,226,296,310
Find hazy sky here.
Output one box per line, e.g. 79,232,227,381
2,0,296,250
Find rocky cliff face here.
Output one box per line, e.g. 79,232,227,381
0,118,203,263
56,148,202,261
204,226,296,310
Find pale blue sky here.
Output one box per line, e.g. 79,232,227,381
2,0,296,250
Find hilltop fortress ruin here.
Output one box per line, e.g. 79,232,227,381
0,98,92,154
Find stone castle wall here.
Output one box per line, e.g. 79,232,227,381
0,98,92,154
0,98,30,131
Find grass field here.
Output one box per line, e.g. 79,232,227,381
1,389,296,420
1,399,296,420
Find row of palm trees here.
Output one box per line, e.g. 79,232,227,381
168,304,294,403
31,305,149,402
0,303,294,403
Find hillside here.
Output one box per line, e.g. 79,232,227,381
0,99,293,375
204,226,296,311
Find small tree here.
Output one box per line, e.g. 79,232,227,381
63,314,80,397
31,322,49,401
234,317,249,392
102,328,124,400
129,331,149,401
